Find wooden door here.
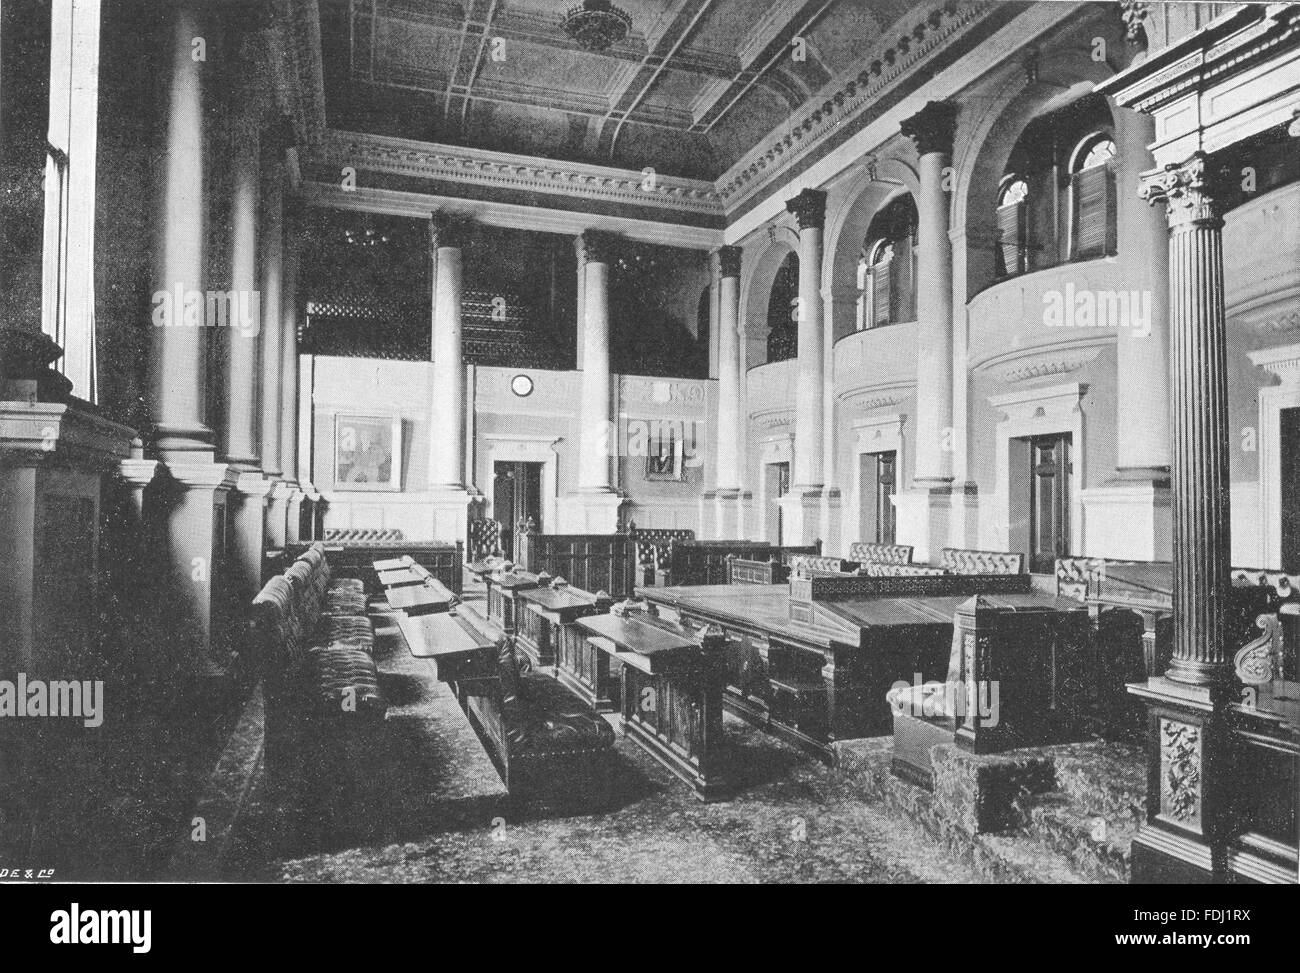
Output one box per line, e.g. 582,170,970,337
1028,433,1071,574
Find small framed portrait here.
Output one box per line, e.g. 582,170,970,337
644,424,686,482
333,414,402,491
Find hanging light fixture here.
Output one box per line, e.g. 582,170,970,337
562,0,632,52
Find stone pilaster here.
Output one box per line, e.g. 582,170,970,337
230,473,273,603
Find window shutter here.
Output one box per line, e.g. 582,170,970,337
871,260,892,327
890,231,914,322
996,201,1027,276
1073,165,1114,259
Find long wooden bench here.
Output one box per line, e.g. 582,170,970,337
249,543,386,837
285,536,464,595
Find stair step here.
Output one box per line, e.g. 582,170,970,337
1012,791,1134,884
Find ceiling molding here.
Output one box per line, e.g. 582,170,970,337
974,336,1112,386
715,0,999,213
304,129,725,218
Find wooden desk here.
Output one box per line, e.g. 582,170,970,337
378,566,425,588
517,586,612,704
372,556,411,573
397,610,496,688
491,570,540,633
641,583,1086,760
575,612,730,801
387,579,455,616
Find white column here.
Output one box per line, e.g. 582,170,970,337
223,69,261,470
42,0,101,401
578,231,615,493
150,0,213,457
902,100,957,487
259,150,285,478
786,189,826,491
429,216,467,489
708,246,744,538
894,101,957,561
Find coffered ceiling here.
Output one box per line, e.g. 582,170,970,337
318,0,921,180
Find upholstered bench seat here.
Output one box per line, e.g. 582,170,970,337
506,671,616,757
315,614,376,654
303,645,387,721
322,588,368,616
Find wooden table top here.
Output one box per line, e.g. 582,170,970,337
398,611,496,661
387,580,455,614
495,572,541,591
575,613,700,673
372,556,411,572
521,586,597,614
377,567,425,588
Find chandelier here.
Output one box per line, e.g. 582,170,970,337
562,0,632,52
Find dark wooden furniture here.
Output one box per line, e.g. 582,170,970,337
515,527,636,597
576,610,731,801
658,539,776,587
491,569,541,633
285,539,463,594
376,566,425,588
641,572,1084,761
517,583,616,707
629,526,695,587
726,555,787,585
386,578,456,616
397,610,496,687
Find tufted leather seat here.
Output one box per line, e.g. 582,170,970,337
303,645,388,722
496,641,614,758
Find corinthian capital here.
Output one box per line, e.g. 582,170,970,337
786,189,827,232
429,214,471,252
901,100,958,157
1139,153,1230,229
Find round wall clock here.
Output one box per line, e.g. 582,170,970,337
510,374,534,397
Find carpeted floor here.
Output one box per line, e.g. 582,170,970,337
223,600,990,884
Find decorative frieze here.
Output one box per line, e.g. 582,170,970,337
1159,719,1202,825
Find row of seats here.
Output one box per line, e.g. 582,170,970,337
251,543,388,834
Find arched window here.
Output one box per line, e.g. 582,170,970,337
766,252,798,363
858,194,917,328
1069,133,1117,260
996,175,1030,277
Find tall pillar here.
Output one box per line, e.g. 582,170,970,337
1083,101,1173,561
224,66,271,597
280,207,304,544
709,246,744,537
429,216,467,488
259,149,285,479
1140,153,1232,688
574,236,588,370
561,231,624,532
425,215,475,541
147,1,236,673
150,0,214,457
894,101,957,561
776,190,828,546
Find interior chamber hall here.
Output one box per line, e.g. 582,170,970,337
0,0,1296,885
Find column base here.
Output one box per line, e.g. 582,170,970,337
420,486,478,545
157,459,238,676
558,491,626,533
1127,677,1233,884
701,488,751,539
230,473,273,603
777,488,827,548
819,488,842,555
1080,478,1172,561
286,486,307,545
266,480,295,551
946,482,980,551
894,483,953,564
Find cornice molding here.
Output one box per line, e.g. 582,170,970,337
714,0,1000,212
308,130,724,220
974,337,1112,386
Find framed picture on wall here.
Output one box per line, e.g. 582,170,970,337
644,424,687,482
333,414,402,491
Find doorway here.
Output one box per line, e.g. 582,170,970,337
1027,432,1072,574
859,450,897,545
1282,407,1299,572
765,461,790,546
494,460,543,559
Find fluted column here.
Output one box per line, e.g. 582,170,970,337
785,189,826,491
715,246,743,490
902,100,957,486
1140,153,1232,687
578,230,616,493
150,0,213,456
429,216,467,489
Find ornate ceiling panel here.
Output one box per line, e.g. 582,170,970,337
317,0,929,180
